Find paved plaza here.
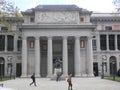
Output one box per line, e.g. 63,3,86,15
0,77,120,90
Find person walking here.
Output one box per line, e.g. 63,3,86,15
67,74,72,90
56,72,61,81
29,73,37,86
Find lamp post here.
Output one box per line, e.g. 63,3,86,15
10,63,12,79
0,60,3,81
101,62,104,79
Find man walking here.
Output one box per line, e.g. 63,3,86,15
67,74,72,90
29,73,37,86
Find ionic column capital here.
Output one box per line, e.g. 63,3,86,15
35,36,40,40
47,36,52,39
87,35,93,39
75,36,80,39
22,36,27,40
62,36,68,39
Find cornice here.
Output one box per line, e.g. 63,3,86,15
20,24,96,29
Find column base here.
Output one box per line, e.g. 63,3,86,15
75,74,82,77
74,73,94,77
62,74,68,78
21,74,27,78
81,74,89,77
35,74,41,78
47,74,53,78
87,73,94,77
51,75,66,80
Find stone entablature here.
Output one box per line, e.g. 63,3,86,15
22,5,92,24
35,11,79,24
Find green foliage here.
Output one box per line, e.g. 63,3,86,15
0,0,23,31
105,76,120,82
0,0,19,17
113,0,120,12
0,77,10,81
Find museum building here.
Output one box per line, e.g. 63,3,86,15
0,5,120,78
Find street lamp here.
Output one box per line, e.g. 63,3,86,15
0,60,3,81
10,63,13,79
101,62,105,79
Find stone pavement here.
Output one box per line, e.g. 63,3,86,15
0,77,120,90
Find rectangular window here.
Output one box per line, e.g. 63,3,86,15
30,40,34,48
100,35,107,50
80,40,85,48
0,35,5,51
7,35,14,51
17,40,22,51
117,35,120,50
92,40,97,51
109,35,115,50
105,26,112,30
1,27,8,32
30,17,34,22
80,17,84,22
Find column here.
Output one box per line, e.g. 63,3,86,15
35,37,41,77
14,35,17,52
87,36,94,76
115,34,118,51
97,32,100,51
74,36,81,77
47,36,53,77
21,36,27,77
62,36,68,77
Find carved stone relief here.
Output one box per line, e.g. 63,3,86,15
36,11,78,24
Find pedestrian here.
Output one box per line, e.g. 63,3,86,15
67,74,72,90
29,73,37,86
56,72,61,81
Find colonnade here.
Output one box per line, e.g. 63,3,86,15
21,36,94,77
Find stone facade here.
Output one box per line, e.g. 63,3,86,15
0,5,120,78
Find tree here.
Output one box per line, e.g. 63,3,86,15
0,0,23,31
113,0,120,12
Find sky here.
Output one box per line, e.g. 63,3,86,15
10,0,116,12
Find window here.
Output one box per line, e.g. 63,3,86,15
7,35,14,51
105,26,112,30
109,35,115,50
92,40,97,51
1,27,8,32
80,17,84,22
100,35,107,50
80,40,85,48
30,40,34,48
17,40,22,51
117,35,120,50
0,35,5,51
30,17,34,22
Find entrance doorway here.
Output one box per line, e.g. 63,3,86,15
93,62,98,76
16,63,21,77
109,56,117,76
0,57,5,77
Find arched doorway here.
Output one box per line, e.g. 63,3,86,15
109,56,117,76
0,57,5,77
